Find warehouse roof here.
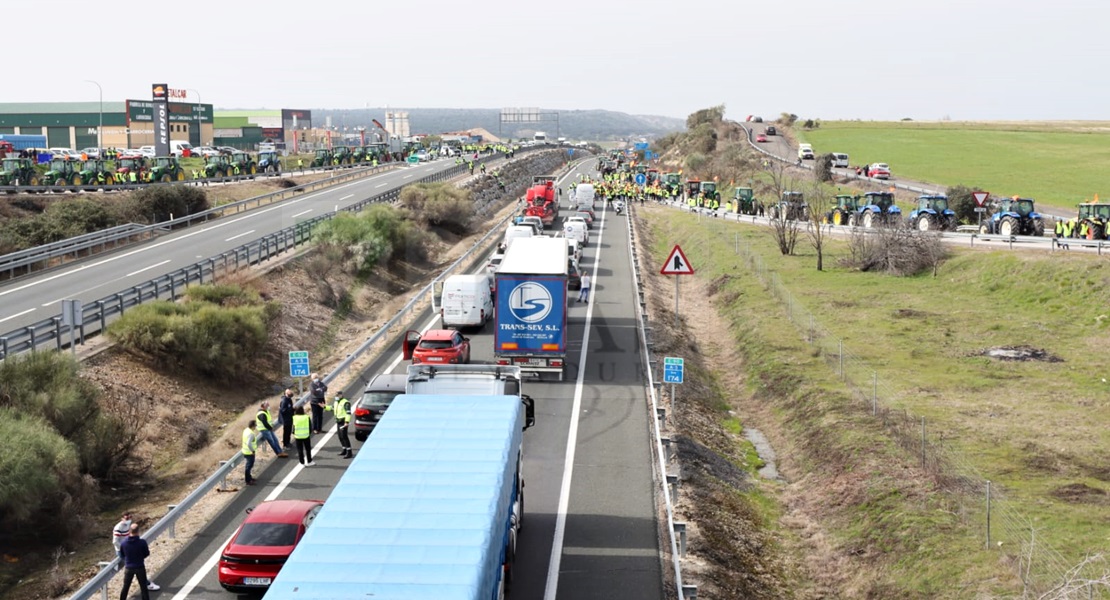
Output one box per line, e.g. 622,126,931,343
0,102,128,114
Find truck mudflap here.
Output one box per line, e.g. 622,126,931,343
495,355,566,381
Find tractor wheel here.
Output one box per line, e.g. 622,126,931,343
176,171,185,181
1090,222,1104,240
72,175,83,186
832,210,843,226
161,174,172,183
862,210,874,228
917,214,936,231
979,223,989,235
848,212,858,227
1000,217,1016,236
28,174,40,186
250,165,257,175
1033,218,1045,237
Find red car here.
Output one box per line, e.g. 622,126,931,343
218,499,324,592
755,134,768,143
867,163,892,179
402,329,471,364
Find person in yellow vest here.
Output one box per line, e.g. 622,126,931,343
129,170,138,184
327,394,353,459
242,420,258,486
256,401,288,458
292,406,315,466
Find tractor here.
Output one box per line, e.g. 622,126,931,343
332,147,353,166
856,191,902,228
663,173,682,198
684,179,702,203
646,168,660,185
258,151,282,173
908,194,958,231
979,197,1045,237
769,191,809,221
229,152,257,176
825,194,861,226
0,157,41,186
1071,201,1110,239
311,149,333,168
43,158,82,186
78,159,115,186
204,155,233,178
733,187,763,215
699,181,721,204
114,157,148,183
150,157,187,182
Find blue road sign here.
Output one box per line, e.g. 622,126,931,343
635,173,647,186
634,142,649,151
289,350,310,377
567,148,575,156
663,356,684,384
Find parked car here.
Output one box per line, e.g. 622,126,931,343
867,163,892,179
217,499,324,592
80,147,101,159
49,147,80,160
218,146,237,156
352,373,406,441
117,149,144,159
405,329,471,365
195,146,221,158
755,134,768,143
138,146,156,158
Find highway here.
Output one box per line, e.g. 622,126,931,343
147,162,664,600
0,160,461,333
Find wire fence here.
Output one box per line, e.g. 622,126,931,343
735,237,1105,598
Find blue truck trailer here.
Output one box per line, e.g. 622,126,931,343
493,236,569,381
0,134,47,151
264,394,530,600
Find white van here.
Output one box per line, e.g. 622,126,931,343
499,225,535,254
831,153,850,168
574,183,596,207
566,238,581,262
564,219,588,246
434,274,495,329
170,141,194,157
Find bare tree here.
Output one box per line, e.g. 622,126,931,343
841,227,949,277
805,190,831,271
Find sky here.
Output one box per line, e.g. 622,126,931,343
6,0,1106,122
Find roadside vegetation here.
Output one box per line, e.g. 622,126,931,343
643,107,1110,597
796,120,1110,211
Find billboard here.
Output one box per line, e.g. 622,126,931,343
500,107,542,123
127,101,211,123
151,83,170,157
281,109,312,137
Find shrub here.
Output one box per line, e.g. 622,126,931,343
397,183,473,235
118,185,209,223
686,105,725,130
945,184,980,225
841,227,950,276
778,113,799,126
685,153,708,172
182,420,210,453
814,153,835,182
312,211,394,274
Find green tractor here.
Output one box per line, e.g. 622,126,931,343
825,194,861,226
733,187,762,215
114,157,149,183
43,158,83,186
699,181,720,203
204,155,233,178
258,151,282,173
663,173,682,197
78,159,116,186
0,157,41,186
150,157,187,182
230,152,258,176
311,149,333,168
332,147,352,166
684,178,701,203
769,191,809,221
1072,201,1110,239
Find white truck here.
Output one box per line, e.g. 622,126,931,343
433,273,495,329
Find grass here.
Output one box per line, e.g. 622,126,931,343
640,206,1110,596
796,121,1110,212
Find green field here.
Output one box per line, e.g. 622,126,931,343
642,206,1110,594
797,121,1110,212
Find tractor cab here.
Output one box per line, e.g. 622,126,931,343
834,194,860,211
918,195,949,213
82,159,104,173
700,181,718,199
782,191,805,205
864,191,895,211
771,191,809,221
258,151,281,172
685,179,702,199
734,187,754,202
116,157,147,174
997,197,1035,217
0,157,38,185
153,156,178,169
44,158,79,185
646,169,660,184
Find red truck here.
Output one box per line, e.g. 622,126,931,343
524,176,559,226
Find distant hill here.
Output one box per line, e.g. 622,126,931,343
309,108,684,141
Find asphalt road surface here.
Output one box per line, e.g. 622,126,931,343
149,161,664,600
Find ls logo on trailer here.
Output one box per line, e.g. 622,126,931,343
508,282,552,323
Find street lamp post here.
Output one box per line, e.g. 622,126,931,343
84,80,102,153
187,89,203,147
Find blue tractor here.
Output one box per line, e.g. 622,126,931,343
908,194,957,231
857,191,902,228
979,197,1044,237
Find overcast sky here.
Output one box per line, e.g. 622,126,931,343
8,0,1105,122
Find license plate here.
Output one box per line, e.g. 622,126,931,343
515,358,546,367
243,577,272,586
426,356,443,362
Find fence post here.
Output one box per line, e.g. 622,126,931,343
666,474,680,503
96,562,113,600
167,505,178,538
674,522,687,556
682,585,698,600
839,340,844,379
872,372,878,415
921,416,926,469
985,480,992,549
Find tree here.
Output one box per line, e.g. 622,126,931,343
814,153,835,182
805,190,830,270
686,105,726,130
945,184,980,225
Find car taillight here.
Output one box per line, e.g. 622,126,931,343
480,309,485,321
496,358,510,365
551,360,563,367
354,407,369,418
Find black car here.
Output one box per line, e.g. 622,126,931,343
352,373,406,441
765,126,777,136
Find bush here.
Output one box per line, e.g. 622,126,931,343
398,182,473,236
107,285,278,380
945,184,980,225
814,153,834,182
778,113,799,126
312,210,395,274
686,105,725,130
841,227,950,276
119,185,209,223
685,153,708,172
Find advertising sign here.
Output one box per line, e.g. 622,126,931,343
495,276,567,354
151,83,170,157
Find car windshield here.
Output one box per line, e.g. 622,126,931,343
155,158,171,167
1,159,20,170
418,339,456,350
1015,200,1034,216
235,522,298,547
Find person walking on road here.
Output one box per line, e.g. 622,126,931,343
256,401,287,458
329,394,353,459
293,406,315,466
578,272,591,303
242,420,258,486
279,389,296,449
118,524,160,599
112,512,132,562
309,374,327,434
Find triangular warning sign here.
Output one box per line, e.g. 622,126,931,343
660,245,695,275
972,191,989,207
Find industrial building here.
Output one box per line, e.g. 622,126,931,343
0,101,213,149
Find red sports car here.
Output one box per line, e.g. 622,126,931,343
218,499,324,592
403,329,471,364
756,134,768,143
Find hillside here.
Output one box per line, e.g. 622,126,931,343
310,107,683,141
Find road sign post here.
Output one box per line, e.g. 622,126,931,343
60,299,82,356
660,245,695,327
664,356,684,410
289,351,310,393
973,191,989,230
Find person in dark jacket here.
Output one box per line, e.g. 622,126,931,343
279,389,296,449
119,524,159,599
309,374,327,434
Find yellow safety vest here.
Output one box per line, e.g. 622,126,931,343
242,428,256,455
331,397,350,422
256,409,273,431
293,414,311,440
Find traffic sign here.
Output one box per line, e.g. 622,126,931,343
973,207,987,213
635,173,646,186
972,191,989,207
289,350,310,378
407,155,419,164
660,244,695,275
663,356,684,384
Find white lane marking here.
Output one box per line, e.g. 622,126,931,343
375,183,388,188
0,308,35,323
291,209,313,219
545,164,603,600
126,259,172,278
339,194,353,201
402,174,413,179
224,229,256,242
0,177,374,300
41,280,115,307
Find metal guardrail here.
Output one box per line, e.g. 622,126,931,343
64,149,581,600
